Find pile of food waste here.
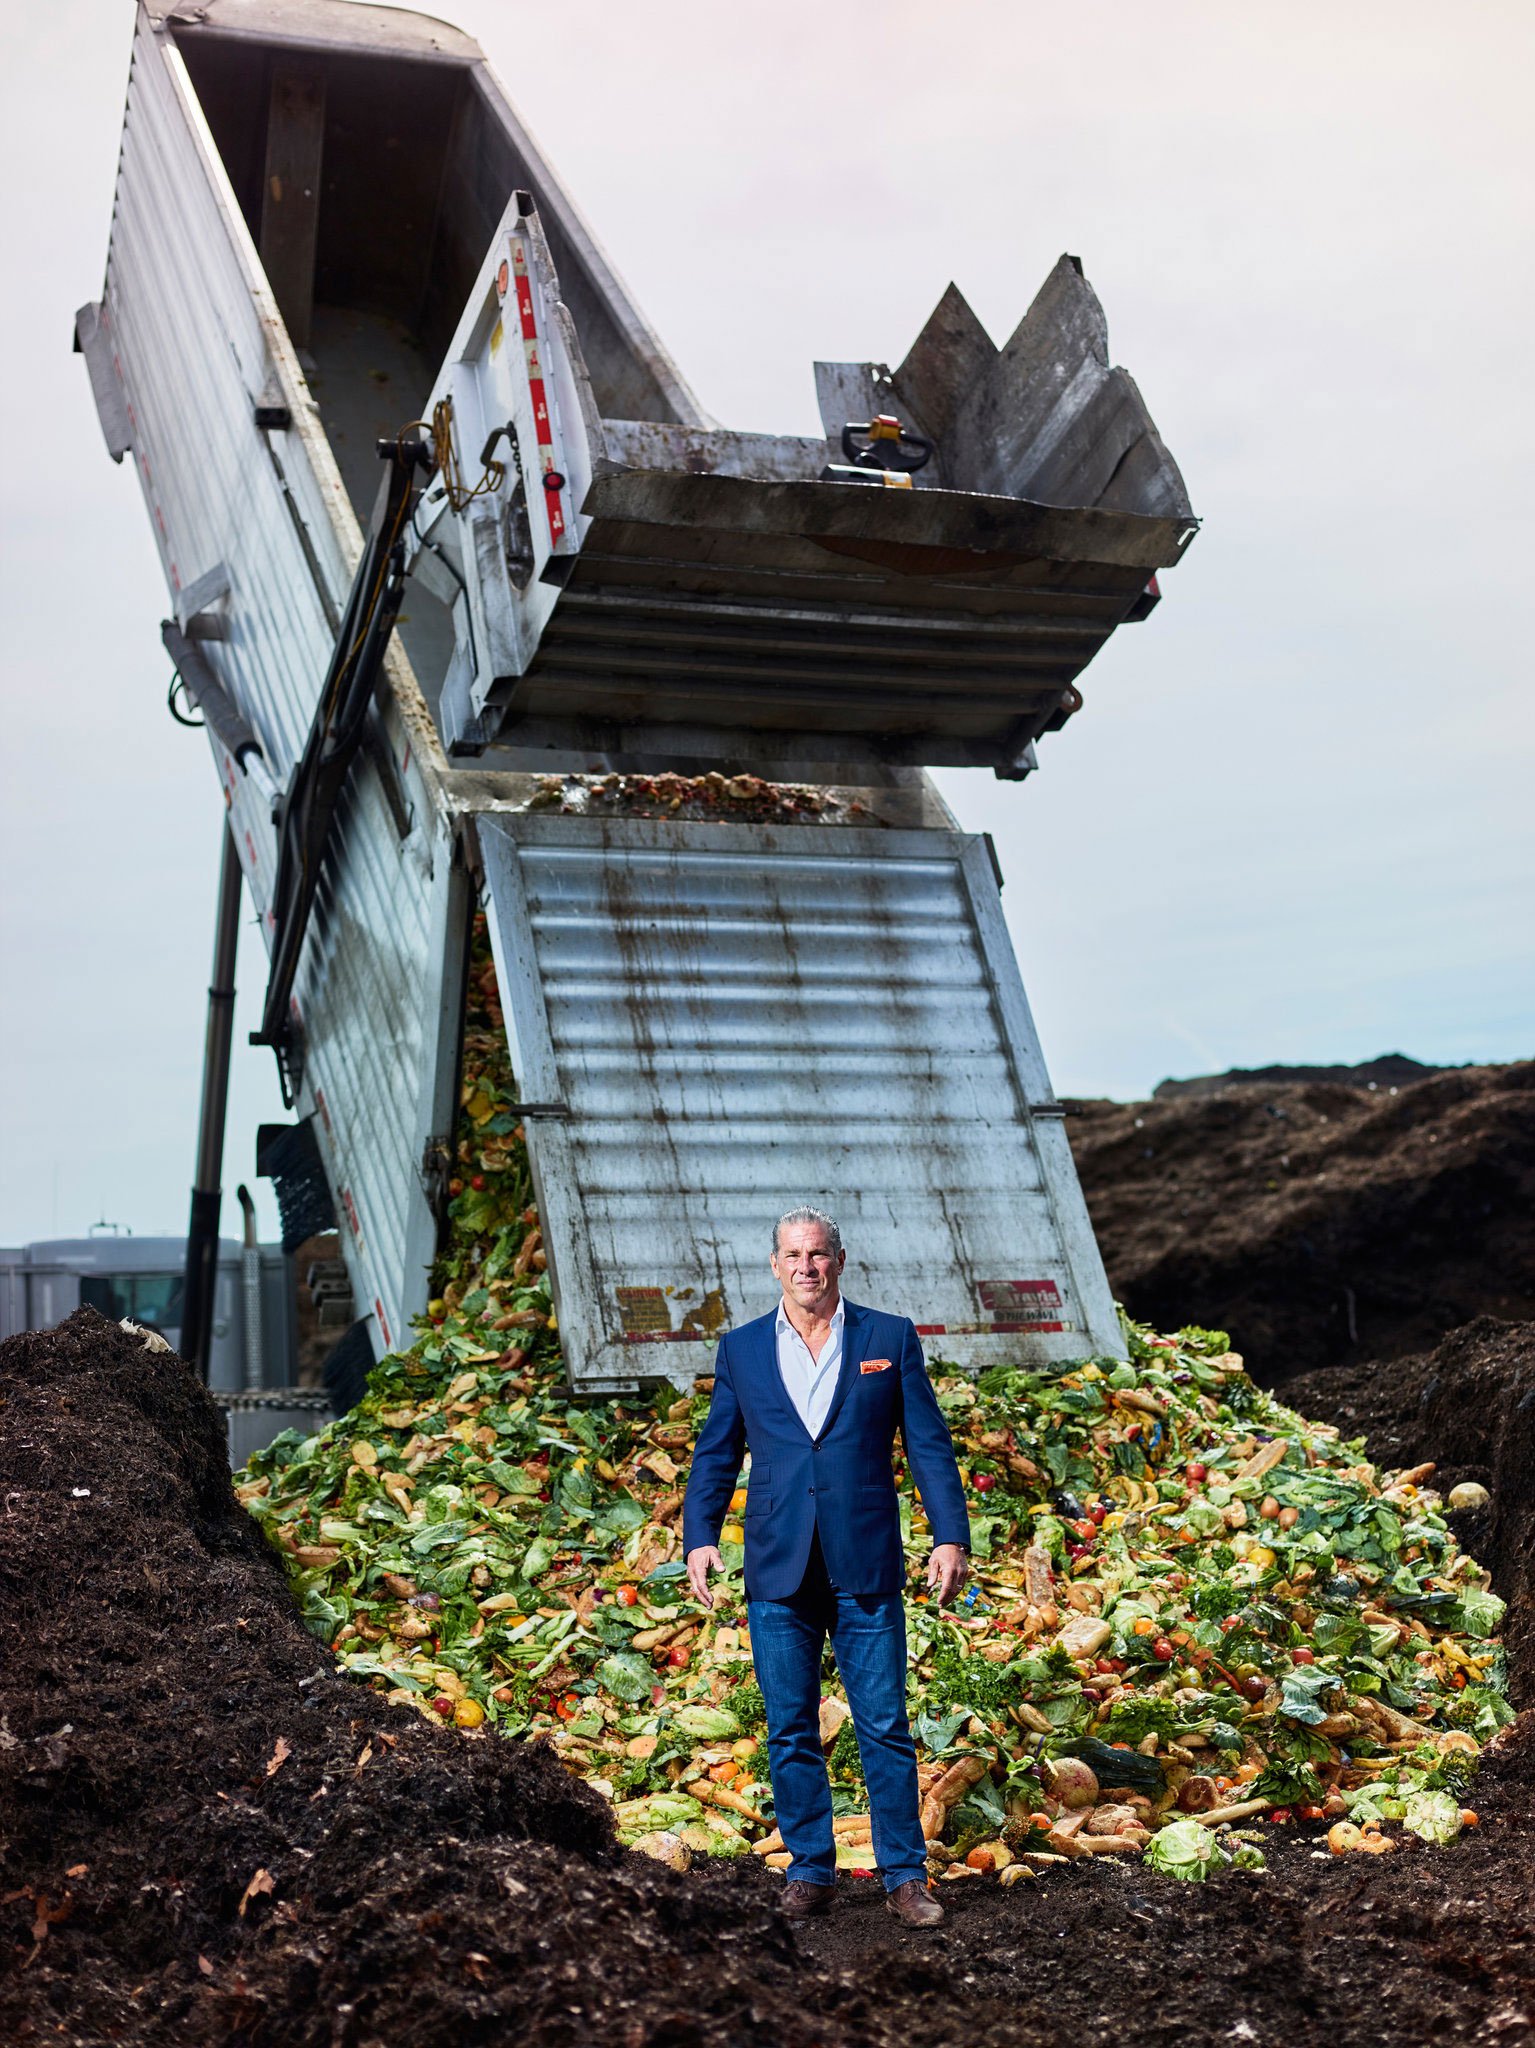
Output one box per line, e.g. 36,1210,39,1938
520,769,876,825
239,917,1512,1883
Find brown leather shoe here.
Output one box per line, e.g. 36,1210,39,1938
885,1879,944,1928
779,1879,835,1920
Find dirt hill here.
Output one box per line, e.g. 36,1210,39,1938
1068,1060,1535,1381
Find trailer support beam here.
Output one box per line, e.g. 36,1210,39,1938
181,824,243,1381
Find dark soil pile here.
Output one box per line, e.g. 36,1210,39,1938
0,1312,872,2046
1068,1061,1535,1380
5,1310,1535,2046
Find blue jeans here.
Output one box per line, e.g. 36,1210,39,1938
747,1543,928,1891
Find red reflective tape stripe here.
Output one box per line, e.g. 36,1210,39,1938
508,235,566,546
375,1298,392,1350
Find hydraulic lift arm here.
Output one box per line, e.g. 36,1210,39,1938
252,432,431,1103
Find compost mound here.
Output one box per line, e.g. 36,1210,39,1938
0,1312,838,2046
5,1313,1535,2046
1069,1061,1535,1379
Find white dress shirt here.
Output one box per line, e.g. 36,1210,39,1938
774,1297,845,1438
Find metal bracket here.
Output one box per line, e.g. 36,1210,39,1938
419,1132,454,1216
253,376,292,431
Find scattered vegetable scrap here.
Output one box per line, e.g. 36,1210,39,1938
521,770,874,826
239,915,1513,1881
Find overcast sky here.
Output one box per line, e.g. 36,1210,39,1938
1,0,1531,1247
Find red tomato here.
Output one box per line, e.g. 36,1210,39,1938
972,1472,998,1494
667,1646,690,1668
1291,1647,1315,1665
1220,1617,1241,1633
1152,1637,1174,1662
616,1585,639,1607
432,1695,455,1717
1186,1462,1208,1484
1087,1504,1107,1526
471,1174,487,1192
1095,1657,1116,1675
554,1693,581,1720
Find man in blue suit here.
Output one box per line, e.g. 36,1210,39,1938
683,1206,970,1928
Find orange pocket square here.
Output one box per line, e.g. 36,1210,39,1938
860,1358,893,1374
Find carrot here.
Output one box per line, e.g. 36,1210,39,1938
694,1780,766,1823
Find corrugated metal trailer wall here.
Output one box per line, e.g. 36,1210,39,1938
93,10,465,1359
478,814,1121,1388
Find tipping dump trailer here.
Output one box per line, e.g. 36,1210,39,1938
79,0,1197,1391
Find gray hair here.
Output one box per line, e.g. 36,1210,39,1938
771,1206,843,1257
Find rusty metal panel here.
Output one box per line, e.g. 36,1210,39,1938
478,815,1123,1389
94,11,461,1362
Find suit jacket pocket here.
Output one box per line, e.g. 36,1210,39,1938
744,1492,772,1516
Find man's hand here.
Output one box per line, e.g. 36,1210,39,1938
927,1542,969,1607
687,1544,724,1609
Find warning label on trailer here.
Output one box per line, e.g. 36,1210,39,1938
614,1284,732,1343
978,1278,1065,1321
615,1287,673,1337
914,1279,1071,1337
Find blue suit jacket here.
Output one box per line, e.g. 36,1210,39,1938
681,1299,970,1600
